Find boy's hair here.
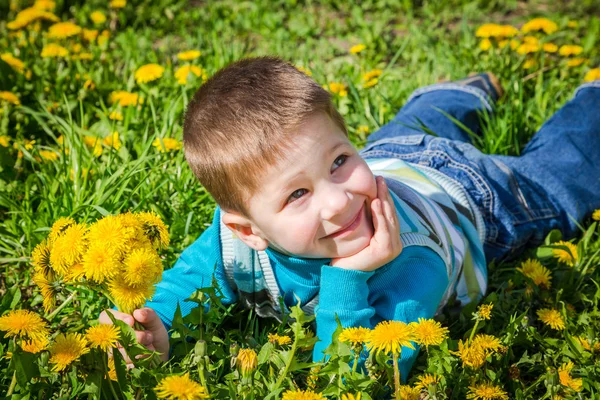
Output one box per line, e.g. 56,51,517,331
183,56,347,217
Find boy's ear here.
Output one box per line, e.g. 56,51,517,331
221,211,269,251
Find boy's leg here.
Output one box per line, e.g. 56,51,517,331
364,74,502,145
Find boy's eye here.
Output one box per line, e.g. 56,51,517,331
287,188,307,203
332,154,348,170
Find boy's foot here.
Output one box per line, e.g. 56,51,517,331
452,72,504,102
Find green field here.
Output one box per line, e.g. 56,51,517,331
1,0,600,398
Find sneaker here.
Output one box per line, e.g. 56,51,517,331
453,72,504,102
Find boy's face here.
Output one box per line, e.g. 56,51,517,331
225,112,377,259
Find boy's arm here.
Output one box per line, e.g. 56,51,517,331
313,246,448,382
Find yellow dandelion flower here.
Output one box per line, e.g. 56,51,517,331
576,336,592,351
559,45,583,57
175,65,203,85
542,43,558,53
64,262,86,283
477,304,493,320
110,0,126,8
350,44,366,54
48,21,81,39
0,135,11,147
567,20,578,28
103,131,121,150
49,223,88,275
177,50,201,61
90,11,106,25
517,42,540,55
398,385,420,400
362,69,382,81
357,125,370,135
467,382,508,400
521,18,558,34
0,309,49,340
38,149,59,162
33,270,57,312
479,38,492,51
1,53,25,73
476,24,502,38
137,211,170,248
338,327,370,346
268,333,292,346
584,68,600,82
110,90,142,107
340,394,361,400
592,209,600,220
567,58,587,68
109,111,123,121
109,277,156,314
415,373,441,390
499,25,519,37
517,258,552,288
49,216,76,242
34,0,56,10
537,308,565,330
472,334,502,354
453,339,486,368
135,63,165,84
85,324,121,352
155,373,209,399
558,362,583,392
21,336,49,353
107,355,117,380
49,332,89,372
552,240,578,267
7,7,59,30
363,78,378,88
327,82,347,97
82,28,98,42
297,66,312,76
31,239,53,275
123,247,162,286
367,320,415,355
153,137,182,153
410,318,448,347
0,91,20,105
82,244,121,283
41,43,68,58
282,389,326,400
236,348,258,375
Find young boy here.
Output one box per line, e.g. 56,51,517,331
101,56,600,380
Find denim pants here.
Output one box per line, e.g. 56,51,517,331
359,80,600,263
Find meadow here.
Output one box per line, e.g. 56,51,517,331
1,0,600,398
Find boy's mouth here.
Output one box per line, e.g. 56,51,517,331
324,203,364,239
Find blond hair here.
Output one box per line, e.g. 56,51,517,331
183,56,347,217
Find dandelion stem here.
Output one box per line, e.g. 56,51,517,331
272,336,298,392
392,350,401,399
468,319,480,343
47,290,77,320
7,371,17,396
103,354,120,400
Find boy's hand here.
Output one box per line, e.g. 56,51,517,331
99,308,170,366
330,176,402,272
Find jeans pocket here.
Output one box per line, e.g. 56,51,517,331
359,134,427,161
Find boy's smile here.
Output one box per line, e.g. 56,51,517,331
222,112,378,259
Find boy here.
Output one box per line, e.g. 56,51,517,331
101,56,600,380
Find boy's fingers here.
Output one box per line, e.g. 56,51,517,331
133,308,162,332
99,309,134,326
135,330,153,346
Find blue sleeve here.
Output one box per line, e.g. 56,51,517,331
145,207,238,329
313,245,448,382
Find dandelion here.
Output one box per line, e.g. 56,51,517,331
153,137,182,153
135,64,165,84
7,7,59,30
398,385,420,400
575,336,592,351
82,244,121,283
567,20,579,28
357,125,369,135
236,348,258,376
49,223,88,275
85,324,121,352
38,149,59,161
281,390,326,400
109,111,123,121
268,332,292,346
363,78,378,88
517,42,540,55
567,58,587,68
410,318,448,347
477,304,493,320
0,309,49,340
326,82,347,97
155,373,209,399
82,28,99,42
21,336,49,353
123,247,162,286
110,0,127,8
34,0,56,10
476,24,518,38
49,216,76,242
552,240,578,267
592,209,600,220
362,69,382,81
297,66,312,76
1,53,25,73
110,90,142,107
177,50,201,61
90,11,106,24
0,91,20,105
0,135,10,147
109,276,156,314
453,339,487,368
350,44,366,54
559,45,583,57
472,334,502,354
175,65,204,84
49,332,90,372
537,308,565,330
480,39,492,51
41,43,68,58
521,18,558,34
367,320,415,355
137,211,170,248
341,394,361,400
467,382,509,400
33,270,57,311
103,131,121,150
31,239,52,274
558,362,583,392
517,258,552,288
48,22,81,38
542,43,558,53
338,327,370,346
415,373,441,390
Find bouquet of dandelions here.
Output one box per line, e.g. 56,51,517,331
30,212,169,317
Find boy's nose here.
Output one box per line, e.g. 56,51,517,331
320,187,351,221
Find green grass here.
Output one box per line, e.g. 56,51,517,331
1,0,600,398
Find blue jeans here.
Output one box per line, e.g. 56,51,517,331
359,81,600,263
